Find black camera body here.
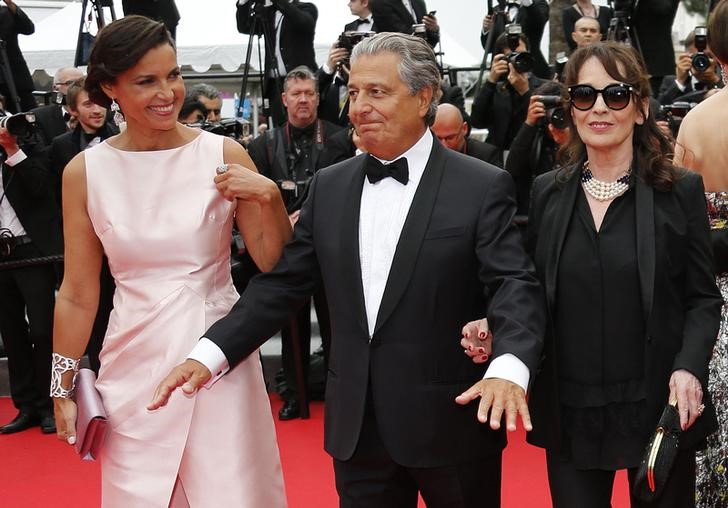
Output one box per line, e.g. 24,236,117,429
692,26,711,72
0,112,37,139
656,101,695,137
337,31,375,69
505,24,533,74
189,118,242,139
552,52,568,82
537,96,568,130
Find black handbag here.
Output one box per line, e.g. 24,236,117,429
632,403,682,503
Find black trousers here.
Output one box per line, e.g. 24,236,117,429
546,448,696,508
0,243,56,415
334,392,503,508
281,286,331,400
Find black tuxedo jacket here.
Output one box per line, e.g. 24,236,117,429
526,167,721,452
122,0,180,32
463,138,502,168
317,71,349,127
0,6,35,93
371,0,439,47
236,0,318,73
1,147,62,257
634,0,680,78
343,17,376,32
205,138,546,466
31,104,69,148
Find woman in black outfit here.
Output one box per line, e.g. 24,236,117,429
467,41,722,507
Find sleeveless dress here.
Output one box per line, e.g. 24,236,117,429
696,191,728,507
84,131,286,508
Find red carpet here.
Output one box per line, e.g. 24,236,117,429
0,396,629,507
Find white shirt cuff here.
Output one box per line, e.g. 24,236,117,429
4,149,27,166
188,338,230,388
675,78,687,92
322,62,334,75
520,0,533,6
483,353,530,393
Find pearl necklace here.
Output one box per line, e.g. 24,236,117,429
581,162,631,201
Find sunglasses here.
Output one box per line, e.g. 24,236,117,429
568,83,635,111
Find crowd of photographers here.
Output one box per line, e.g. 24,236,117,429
0,0,724,433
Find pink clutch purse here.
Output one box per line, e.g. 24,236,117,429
73,368,108,461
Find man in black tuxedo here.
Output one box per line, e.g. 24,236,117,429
345,0,374,32
633,0,680,94
236,0,318,127
0,126,62,434
431,103,502,168
151,33,546,507
122,0,180,39
0,0,37,113
371,0,440,47
31,67,85,147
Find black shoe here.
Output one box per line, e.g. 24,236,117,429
0,411,39,434
278,399,300,421
40,414,56,434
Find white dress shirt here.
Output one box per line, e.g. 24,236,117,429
401,0,417,22
190,130,529,391
0,150,28,235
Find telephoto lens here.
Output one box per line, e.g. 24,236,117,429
0,112,36,138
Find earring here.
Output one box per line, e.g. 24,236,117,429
110,99,124,126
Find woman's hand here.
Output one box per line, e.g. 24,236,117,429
54,397,78,445
214,164,277,204
460,318,493,363
668,369,704,430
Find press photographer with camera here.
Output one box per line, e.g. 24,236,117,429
0,110,62,435
371,0,439,48
0,0,38,113
471,28,547,152
31,67,85,147
562,1,612,52
505,82,570,215
431,103,502,167
657,28,723,106
245,66,338,420
633,0,680,94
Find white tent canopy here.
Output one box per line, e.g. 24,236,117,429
19,0,481,75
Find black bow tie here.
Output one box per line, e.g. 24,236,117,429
364,154,409,185
355,17,371,26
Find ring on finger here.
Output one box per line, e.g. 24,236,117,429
215,164,229,175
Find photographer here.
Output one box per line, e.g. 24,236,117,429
471,30,547,152
317,38,356,127
481,0,551,79
0,116,61,435
431,103,502,167
505,81,570,215
657,29,723,106
236,0,318,127
562,1,612,52
246,66,339,420
634,0,680,94
371,0,439,47
0,0,37,113
188,83,222,122
31,67,85,148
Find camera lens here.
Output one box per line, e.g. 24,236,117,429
692,53,710,72
508,52,533,74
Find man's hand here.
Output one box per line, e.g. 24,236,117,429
525,95,547,126
482,14,493,33
460,318,493,363
487,54,509,84
423,14,439,33
675,52,692,86
508,64,530,95
215,163,278,203
0,126,20,156
327,45,349,73
668,369,704,431
456,378,532,432
147,359,212,411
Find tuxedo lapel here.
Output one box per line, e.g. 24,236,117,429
340,156,369,334
393,0,415,23
635,178,655,322
542,169,580,312
373,141,445,334
412,0,426,21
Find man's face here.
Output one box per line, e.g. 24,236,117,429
70,89,107,133
348,0,368,17
348,52,432,160
54,68,85,96
431,113,467,152
198,95,222,122
282,78,319,128
572,19,601,48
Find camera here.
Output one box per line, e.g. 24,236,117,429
610,0,635,14
692,26,711,72
537,96,568,130
189,118,243,139
0,112,37,138
505,24,533,74
656,101,695,137
337,31,375,69
412,23,427,38
552,52,568,82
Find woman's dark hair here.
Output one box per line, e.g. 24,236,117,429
709,0,728,64
85,15,175,108
558,41,677,191
65,77,87,111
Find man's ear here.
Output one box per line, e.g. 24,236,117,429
418,86,434,119
281,91,289,109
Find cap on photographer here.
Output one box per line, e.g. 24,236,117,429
656,28,724,106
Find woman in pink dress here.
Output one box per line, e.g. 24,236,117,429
50,16,291,507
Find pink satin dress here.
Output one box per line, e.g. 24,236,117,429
84,131,286,508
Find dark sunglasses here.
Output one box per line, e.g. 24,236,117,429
568,83,635,111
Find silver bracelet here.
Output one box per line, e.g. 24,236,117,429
50,352,80,399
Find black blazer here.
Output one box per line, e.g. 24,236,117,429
371,0,439,47
464,138,502,168
0,5,35,93
526,167,722,452
343,17,376,32
634,0,680,79
31,104,69,148
236,0,318,73
317,71,350,127
122,0,180,34
1,147,62,257
205,139,546,466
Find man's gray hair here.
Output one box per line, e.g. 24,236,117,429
350,32,442,125
283,65,318,92
189,83,221,100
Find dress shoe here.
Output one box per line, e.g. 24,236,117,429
0,411,39,434
278,399,300,421
40,414,57,434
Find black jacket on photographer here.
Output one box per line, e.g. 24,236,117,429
246,119,343,212
657,74,723,106
0,4,38,112
371,0,439,48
